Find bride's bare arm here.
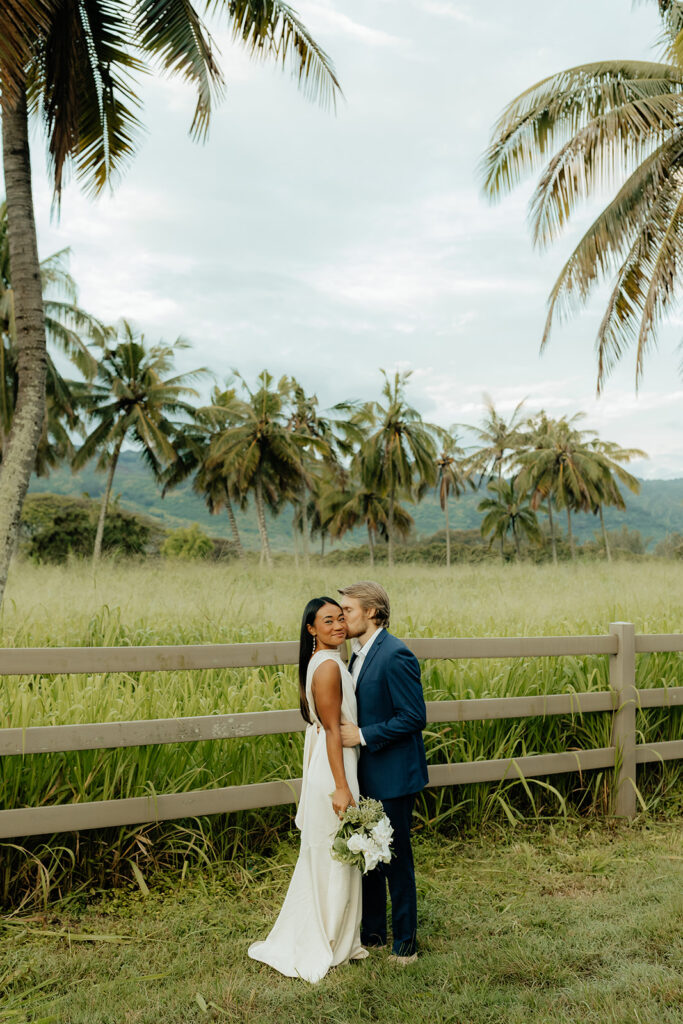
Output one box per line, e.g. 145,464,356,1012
312,660,355,816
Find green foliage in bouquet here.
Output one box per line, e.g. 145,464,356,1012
331,797,394,874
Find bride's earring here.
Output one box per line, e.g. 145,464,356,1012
312,636,317,654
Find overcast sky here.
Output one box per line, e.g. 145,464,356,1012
14,0,683,477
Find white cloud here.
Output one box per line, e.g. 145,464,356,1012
419,0,494,30
301,243,543,309
296,1,405,48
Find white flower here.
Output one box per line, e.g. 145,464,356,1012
362,839,382,873
346,833,368,854
371,816,394,846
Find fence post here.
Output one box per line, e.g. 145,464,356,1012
609,621,637,818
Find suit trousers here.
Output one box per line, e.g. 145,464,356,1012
361,793,418,956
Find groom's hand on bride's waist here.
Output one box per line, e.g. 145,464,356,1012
340,720,362,747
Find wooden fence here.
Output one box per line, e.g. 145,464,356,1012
1,622,681,839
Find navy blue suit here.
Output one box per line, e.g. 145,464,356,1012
355,629,428,956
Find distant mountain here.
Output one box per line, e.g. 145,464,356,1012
28,451,683,551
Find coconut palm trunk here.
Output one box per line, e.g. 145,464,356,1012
566,506,575,560
387,489,395,568
255,475,272,568
444,496,451,569
291,510,299,567
92,436,124,563
0,86,48,607
547,498,558,565
497,463,505,559
367,522,375,566
512,520,521,559
599,504,612,562
299,483,310,567
223,485,244,559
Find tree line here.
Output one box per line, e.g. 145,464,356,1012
1,223,647,567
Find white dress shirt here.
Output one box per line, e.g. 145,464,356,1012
350,627,382,746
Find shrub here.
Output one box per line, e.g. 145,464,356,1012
654,532,683,559
21,493,157,562
161,523,213,560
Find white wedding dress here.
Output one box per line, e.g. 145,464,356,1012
248,648,367,982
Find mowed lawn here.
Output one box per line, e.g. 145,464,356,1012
1,820,681,1024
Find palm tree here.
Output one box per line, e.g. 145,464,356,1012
162,389,247,559
327,478,413,566
286,381,353,566
436,434,473,568
361,370,442,567
0,1,340,607
73,323,206,562
589,439,646,561
516,414,605,561
481,2,683,392
208,371,307,569
478,479,542,560
0,201,107,471
515,412,562,564
466,394,527,557
467,394,527,486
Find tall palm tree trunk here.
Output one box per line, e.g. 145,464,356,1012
512,519,521,559
444,497,451,569
299,484,310,567
93,436,124,563
498,463,504,559
547,498,557,565
566,506,575,560
255,475,272,568
0,86,48,608
367,522,375,567
388,489,395,568
599,504,612,562
291,510,299,567
223,485,244,559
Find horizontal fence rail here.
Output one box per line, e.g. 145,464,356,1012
3,688,683,758
0,634,623,676
1,624,681,839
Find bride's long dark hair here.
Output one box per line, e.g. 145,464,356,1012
298,596,343,725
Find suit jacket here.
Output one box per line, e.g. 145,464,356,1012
355,629,428,800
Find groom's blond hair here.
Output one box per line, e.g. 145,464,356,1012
338,581,390,628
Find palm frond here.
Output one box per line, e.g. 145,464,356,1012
540,133,683,347
216,0,342,110
529,93,683,246
594,181,683,390
482,60,683,200
0,0,55,101
136,0,224,140
31,0,144,200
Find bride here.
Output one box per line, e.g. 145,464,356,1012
248,596,367,983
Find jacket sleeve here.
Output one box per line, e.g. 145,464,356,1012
360,647,427,752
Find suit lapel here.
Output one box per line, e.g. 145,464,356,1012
356,628,386,688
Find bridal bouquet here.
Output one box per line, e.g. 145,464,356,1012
331,797,393,874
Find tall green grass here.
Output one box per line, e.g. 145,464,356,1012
1,559,681,909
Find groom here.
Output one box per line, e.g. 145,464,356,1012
338,581,428,963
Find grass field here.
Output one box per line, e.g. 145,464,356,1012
1,560,681,909
4,559,683,644
1,820,682,1024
